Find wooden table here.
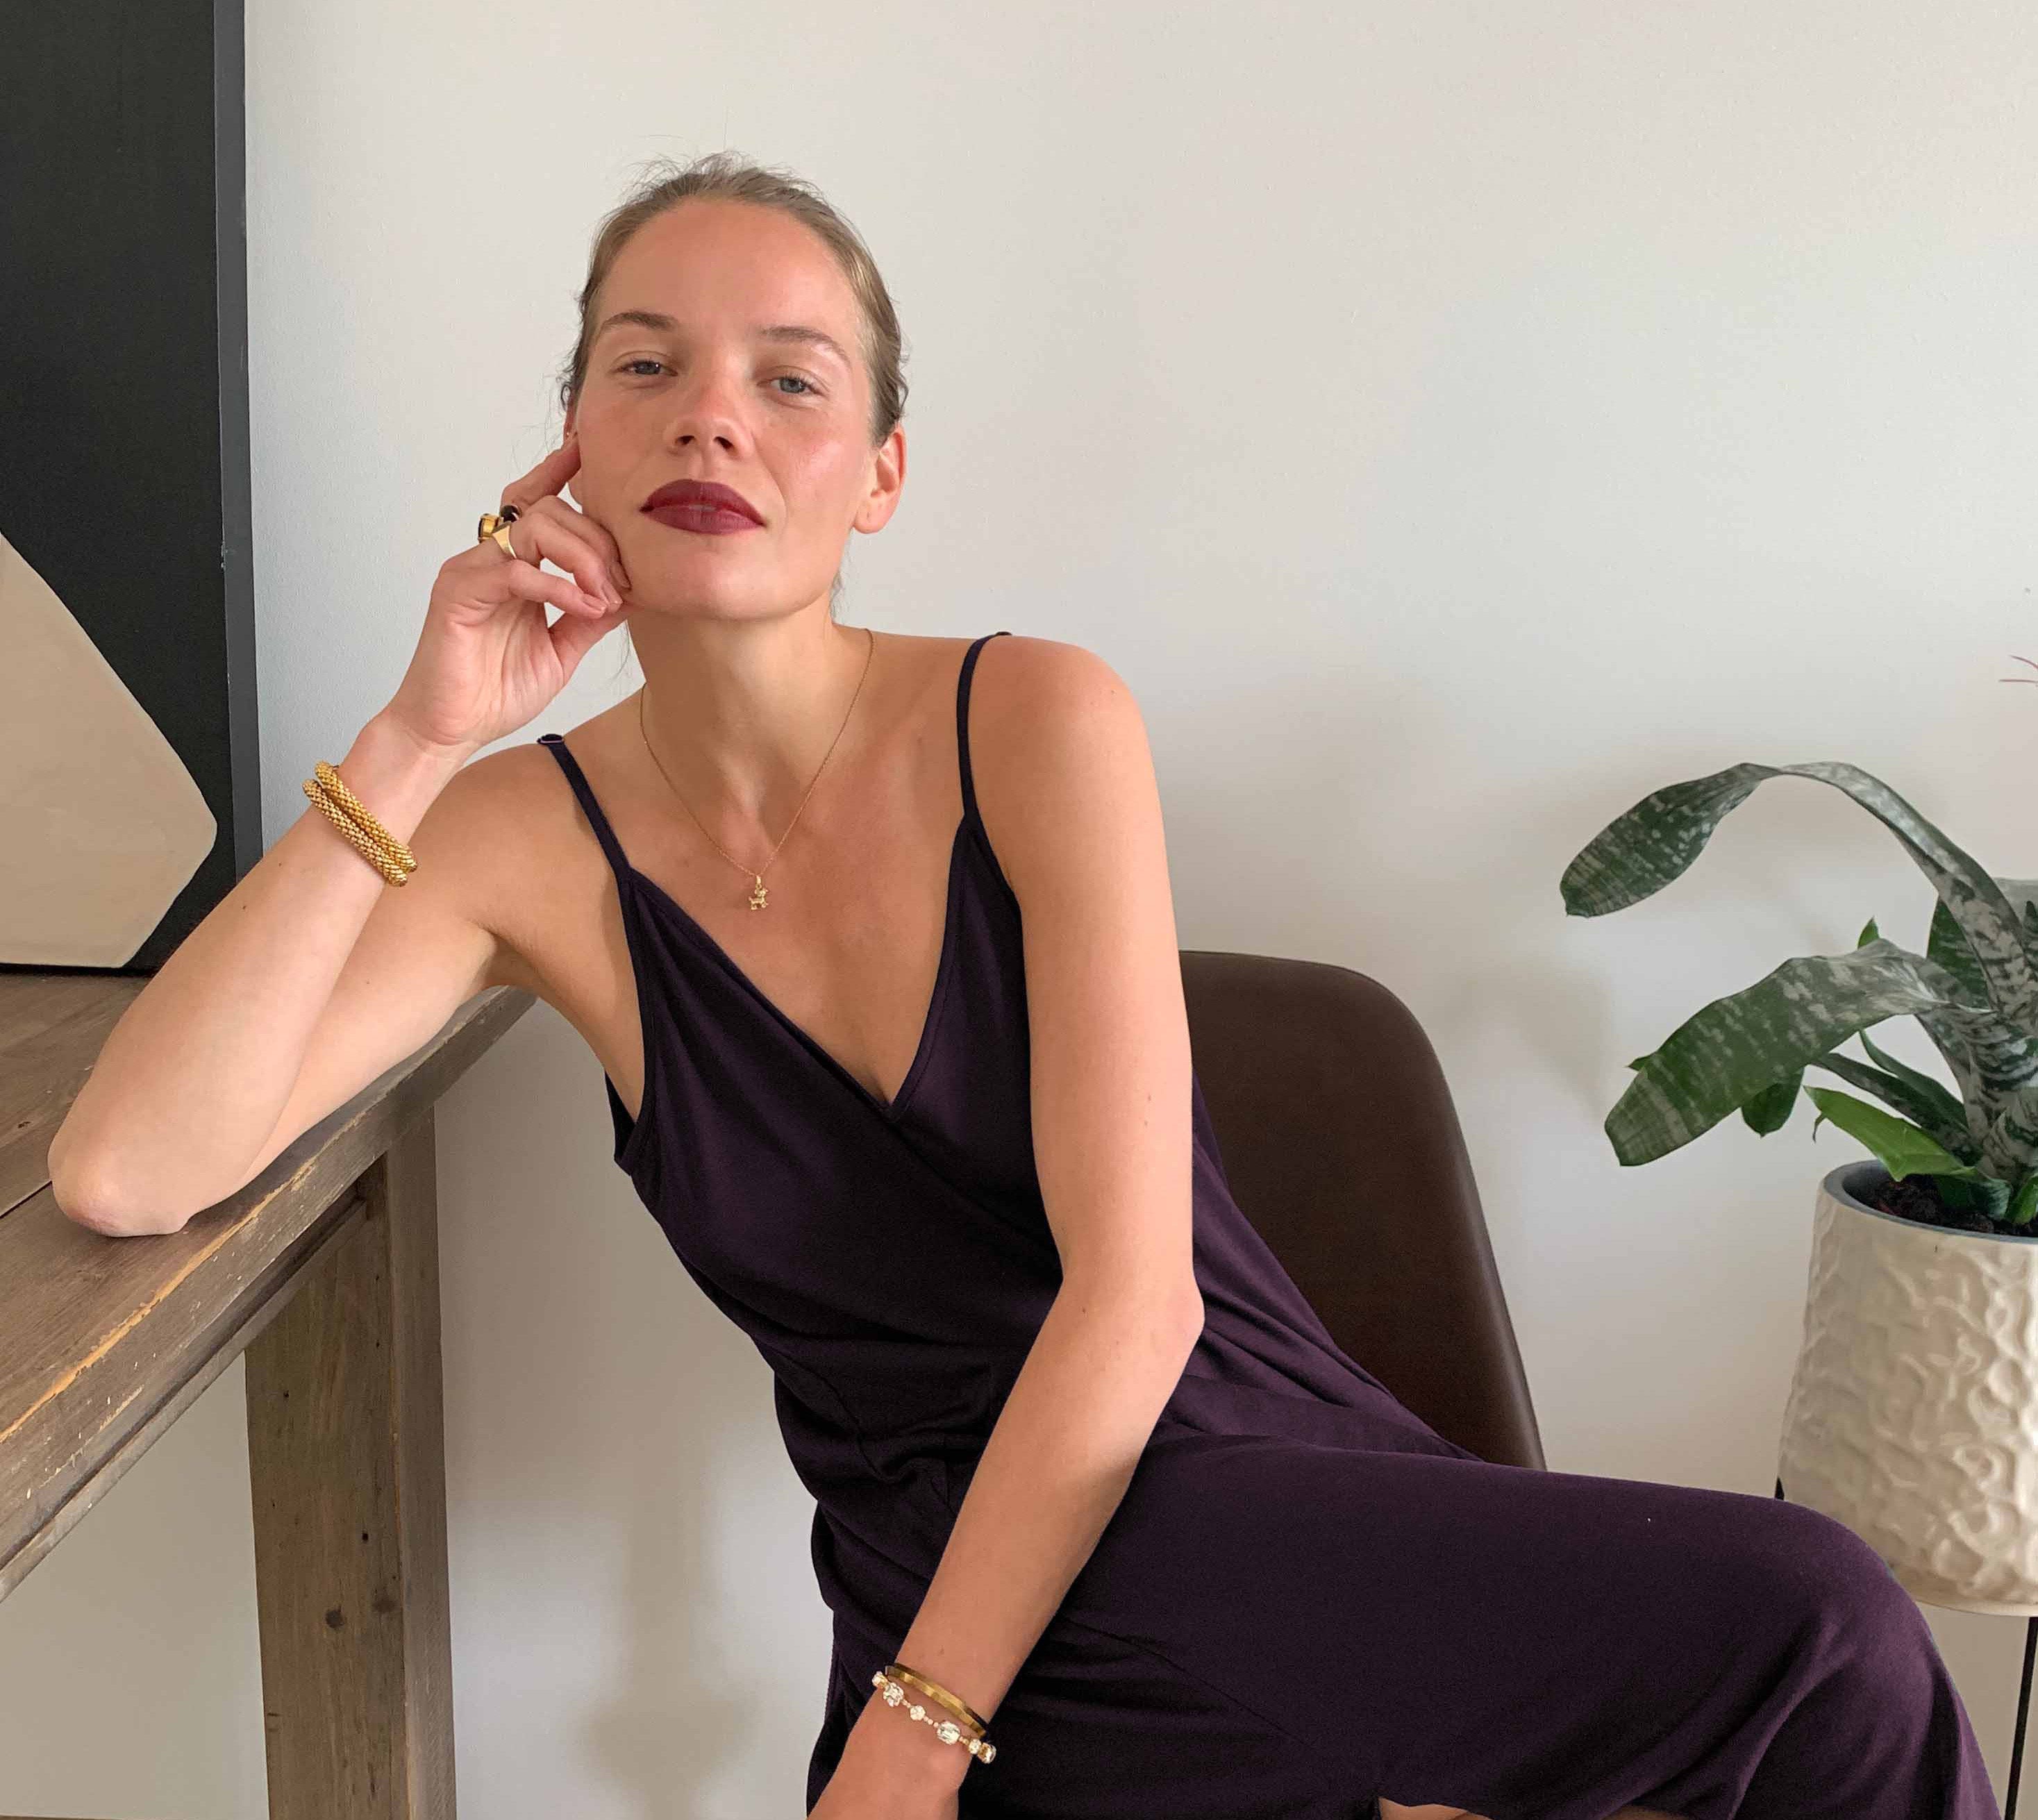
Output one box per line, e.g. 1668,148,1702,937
0,969,535,1819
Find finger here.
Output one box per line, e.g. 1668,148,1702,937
490,553,606,619
499,433,583,513
494,508,624,608
546,597,631,677
515,494,631,599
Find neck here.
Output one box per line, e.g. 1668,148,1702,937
629,608,876,826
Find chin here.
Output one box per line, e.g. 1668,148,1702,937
624,587,791,624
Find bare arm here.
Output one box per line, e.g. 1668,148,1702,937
49,710,500,1233
50,429,637,1235
817,637,1206,1804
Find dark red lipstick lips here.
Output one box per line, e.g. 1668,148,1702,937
641,477,764,533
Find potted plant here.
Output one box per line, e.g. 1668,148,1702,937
1562,759,2038,1613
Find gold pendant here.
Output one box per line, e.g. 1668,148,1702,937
747,874,769,911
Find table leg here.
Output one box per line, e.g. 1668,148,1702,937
245,1112,456,1819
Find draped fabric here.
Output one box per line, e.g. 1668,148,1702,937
538,632,1997,1819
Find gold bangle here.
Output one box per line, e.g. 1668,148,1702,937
883,1660,989,1738
301,761,417,887
303,775,415,883
312,761,417,875
303,780,410,885
870,1668,996,1764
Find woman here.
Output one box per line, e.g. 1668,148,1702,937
50,153,2000,1820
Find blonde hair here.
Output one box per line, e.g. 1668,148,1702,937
556,151,908,628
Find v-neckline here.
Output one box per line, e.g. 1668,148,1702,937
622,816,971,1124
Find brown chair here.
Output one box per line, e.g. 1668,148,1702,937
1180,949,1546,1472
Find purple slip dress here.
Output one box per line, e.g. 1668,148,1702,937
538,630,1998,1820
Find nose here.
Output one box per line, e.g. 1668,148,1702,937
660,369,749,452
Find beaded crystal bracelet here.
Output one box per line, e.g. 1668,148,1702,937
871,1666,998,1763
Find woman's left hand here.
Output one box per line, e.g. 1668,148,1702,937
808,1691,969,1819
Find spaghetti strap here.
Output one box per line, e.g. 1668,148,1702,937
537,731,633,887
956,629,1010,833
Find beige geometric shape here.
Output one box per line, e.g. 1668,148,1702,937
0,525,217,966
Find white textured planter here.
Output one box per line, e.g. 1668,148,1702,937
1778,1160,2038,1614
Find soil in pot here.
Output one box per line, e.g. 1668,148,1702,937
1860,1171,2019,1236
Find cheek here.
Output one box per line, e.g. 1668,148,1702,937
783,442,867,516
566,438,627,517
568,470,615,523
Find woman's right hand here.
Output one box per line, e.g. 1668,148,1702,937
383,431,636,758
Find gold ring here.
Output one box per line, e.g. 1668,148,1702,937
476,504,521,554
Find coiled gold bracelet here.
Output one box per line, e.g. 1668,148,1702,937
301,760,417,887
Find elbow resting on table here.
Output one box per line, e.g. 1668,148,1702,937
50,1152,192,1238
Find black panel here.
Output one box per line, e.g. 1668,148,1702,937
1,0,258,971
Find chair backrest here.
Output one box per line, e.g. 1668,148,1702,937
1180,949,1546,1471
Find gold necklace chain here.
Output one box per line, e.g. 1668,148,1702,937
635,625,877,911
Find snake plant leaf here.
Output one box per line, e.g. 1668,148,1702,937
1807,1051,1977,1160
1741,1069,1803,1135
2008,1176,2038,1227
1801,1087,1968,1180
1975,1076,2038,1180
1840,925,1987,1137
1839,926,1991,1138
1856,1027,1967,1131
1562,762,2038,1029
1928,896,1990,1005
1921,997,2038,1151
1937,1171,2014,1220
1855,1025,1977,1155
1606,940,1973,1165
2013,890,2038,971
1908,1004,2027,1144
1926,880,2038,1014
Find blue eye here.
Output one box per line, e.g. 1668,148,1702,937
615,358,817,397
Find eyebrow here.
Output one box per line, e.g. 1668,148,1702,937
590,309,851,370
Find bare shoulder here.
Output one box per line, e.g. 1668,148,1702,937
414,729,617,1005
967,632,1137,749
964,635,1155,905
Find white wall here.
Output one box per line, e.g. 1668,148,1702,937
7,1,2037,1812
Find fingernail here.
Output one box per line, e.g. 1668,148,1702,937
602,581,624,606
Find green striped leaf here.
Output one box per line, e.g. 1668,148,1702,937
1562,763,2037,1028
1741,1070,1803,1135
1606,940,1973,1165
1856,1028,1964,1120
1808,1050,1977,1160
1930,880,2038,1006
1977,1077,2038,1180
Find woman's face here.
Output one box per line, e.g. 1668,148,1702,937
564,199,901,620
